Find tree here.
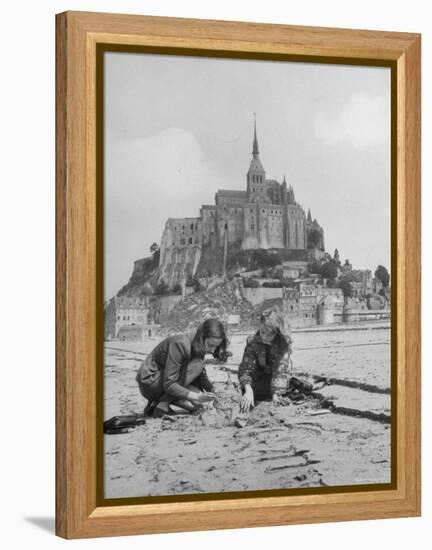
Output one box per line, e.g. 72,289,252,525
191,278,204,292
251,249,281,269
308,261,322,274
375,265,390,288
320,261,338,280
338,279,353,301
172,283,182,294
155,280,169,295
150,242,160,267
243,278,260,288
150,242,159,254
262,281,283,288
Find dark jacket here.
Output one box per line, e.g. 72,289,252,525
136,334,214,399
238,331,291,394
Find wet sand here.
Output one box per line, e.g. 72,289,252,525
104,327,391,498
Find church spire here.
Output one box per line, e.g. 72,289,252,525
247,114,266,194
252,113,259,158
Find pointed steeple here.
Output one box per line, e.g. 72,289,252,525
287,184,296,205
282,176,288,204
252,113,259,158
247,114,265,194
307,208,312,222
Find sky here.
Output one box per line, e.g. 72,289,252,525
104,52,391,300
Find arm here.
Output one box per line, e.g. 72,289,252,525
162,340,192,400
238,340,257,413
238,339,257,390
195,367,214,392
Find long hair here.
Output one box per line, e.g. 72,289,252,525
191,318,229,360
260,306,292,355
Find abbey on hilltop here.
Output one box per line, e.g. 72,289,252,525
158,118,325,287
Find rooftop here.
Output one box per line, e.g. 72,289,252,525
216,189,248,198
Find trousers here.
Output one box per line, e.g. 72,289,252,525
136,356,204,407
250,375,272,401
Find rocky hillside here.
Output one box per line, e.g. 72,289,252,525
117,242,308,298
117,252,160,297
159,280,257,333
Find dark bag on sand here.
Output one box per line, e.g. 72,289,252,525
289,376,313,395
103,414,146,434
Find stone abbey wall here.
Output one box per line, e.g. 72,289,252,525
157,123,325,289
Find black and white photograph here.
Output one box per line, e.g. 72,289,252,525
102,51,392,499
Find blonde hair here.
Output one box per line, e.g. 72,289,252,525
260,305,292,348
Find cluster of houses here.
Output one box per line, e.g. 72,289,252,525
104,256,390,340
238,258,390,329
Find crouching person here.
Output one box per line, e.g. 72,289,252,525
136,318,228,418
238,306,292,414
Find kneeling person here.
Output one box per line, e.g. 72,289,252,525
136,318,228,417
238,306,292,414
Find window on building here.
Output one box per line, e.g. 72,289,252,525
189,237,193,244
117,315,120,320
180,238,186,245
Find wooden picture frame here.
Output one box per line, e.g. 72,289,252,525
56,10,421,539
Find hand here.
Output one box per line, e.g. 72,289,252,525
189,391,217,404
240,386,254,413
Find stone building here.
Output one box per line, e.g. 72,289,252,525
282,284,344,328
158,120,325,288
104,296,151,340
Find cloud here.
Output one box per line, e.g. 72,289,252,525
104,128,224,298
314,93,390,148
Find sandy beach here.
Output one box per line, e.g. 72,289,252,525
104,326,391,498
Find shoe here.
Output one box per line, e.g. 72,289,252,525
169,403,193,416
172,399,196,412
153,404,170,418
143,399,157,417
